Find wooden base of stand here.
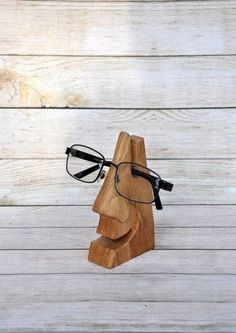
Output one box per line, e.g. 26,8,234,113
89,228,154,269
88,131,155,269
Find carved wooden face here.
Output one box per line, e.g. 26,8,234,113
88,131,155,268
92,132,134,239
92,131,153,240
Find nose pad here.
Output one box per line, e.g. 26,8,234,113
115,174,120,183
97,170,106,182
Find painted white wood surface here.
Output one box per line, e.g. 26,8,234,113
0,159,235,205
0,0,236,332
1,1,236,55
1,108,236,158
1,205,235,227
1,274,236,302
1,249,235,274
1,302,236,332
0,226,235,249
0,56,236,108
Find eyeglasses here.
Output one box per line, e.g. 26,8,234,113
65,144,173,210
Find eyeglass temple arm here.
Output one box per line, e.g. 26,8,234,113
131,168,173,210
132,168,162,209
154,193,163,210
131,168,173,192
159,179,174,192
73,162,114,180
73,164,100,180
65,147,104,164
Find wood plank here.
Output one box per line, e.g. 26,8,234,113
0,56,236,108
0,301,235,332
1,205,235,228
0,159,235,205
1,1,236,56
0,227,235,249
0,249,235,274
1,108,236,159
1,274,236,303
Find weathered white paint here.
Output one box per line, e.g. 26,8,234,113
0,1,236,332
1,274,236,302
1,249,235,274
0,301,235,332
0,227,235,250
0,159,235,205
1,108,236,158
1,1,236,55
0,56,236,108
1,205,235,228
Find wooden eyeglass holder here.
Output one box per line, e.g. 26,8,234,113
88,131,155,269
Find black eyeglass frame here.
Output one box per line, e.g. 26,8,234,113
65,144,173,210
66,144,107,184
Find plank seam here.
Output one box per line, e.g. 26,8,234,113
20,0,236,2
1,248,235,251
1,158,236,160
0,272,236,276
0,226,235,229
0,106,236,110
0,203,236,208
1,54,236,57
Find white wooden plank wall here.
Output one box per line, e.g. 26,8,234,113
0,0,236,332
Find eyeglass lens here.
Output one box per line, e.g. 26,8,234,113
115,162,158,204
67,145,104,183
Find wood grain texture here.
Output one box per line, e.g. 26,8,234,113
0,249,235,274
1,205,235,228
0,227,235,249
0,159,235,205
1,108,236,159
1,56,236,108
1,274,236,302
0,301,235,332
88,132,155,268
1,1,235,331
1,1,236,56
